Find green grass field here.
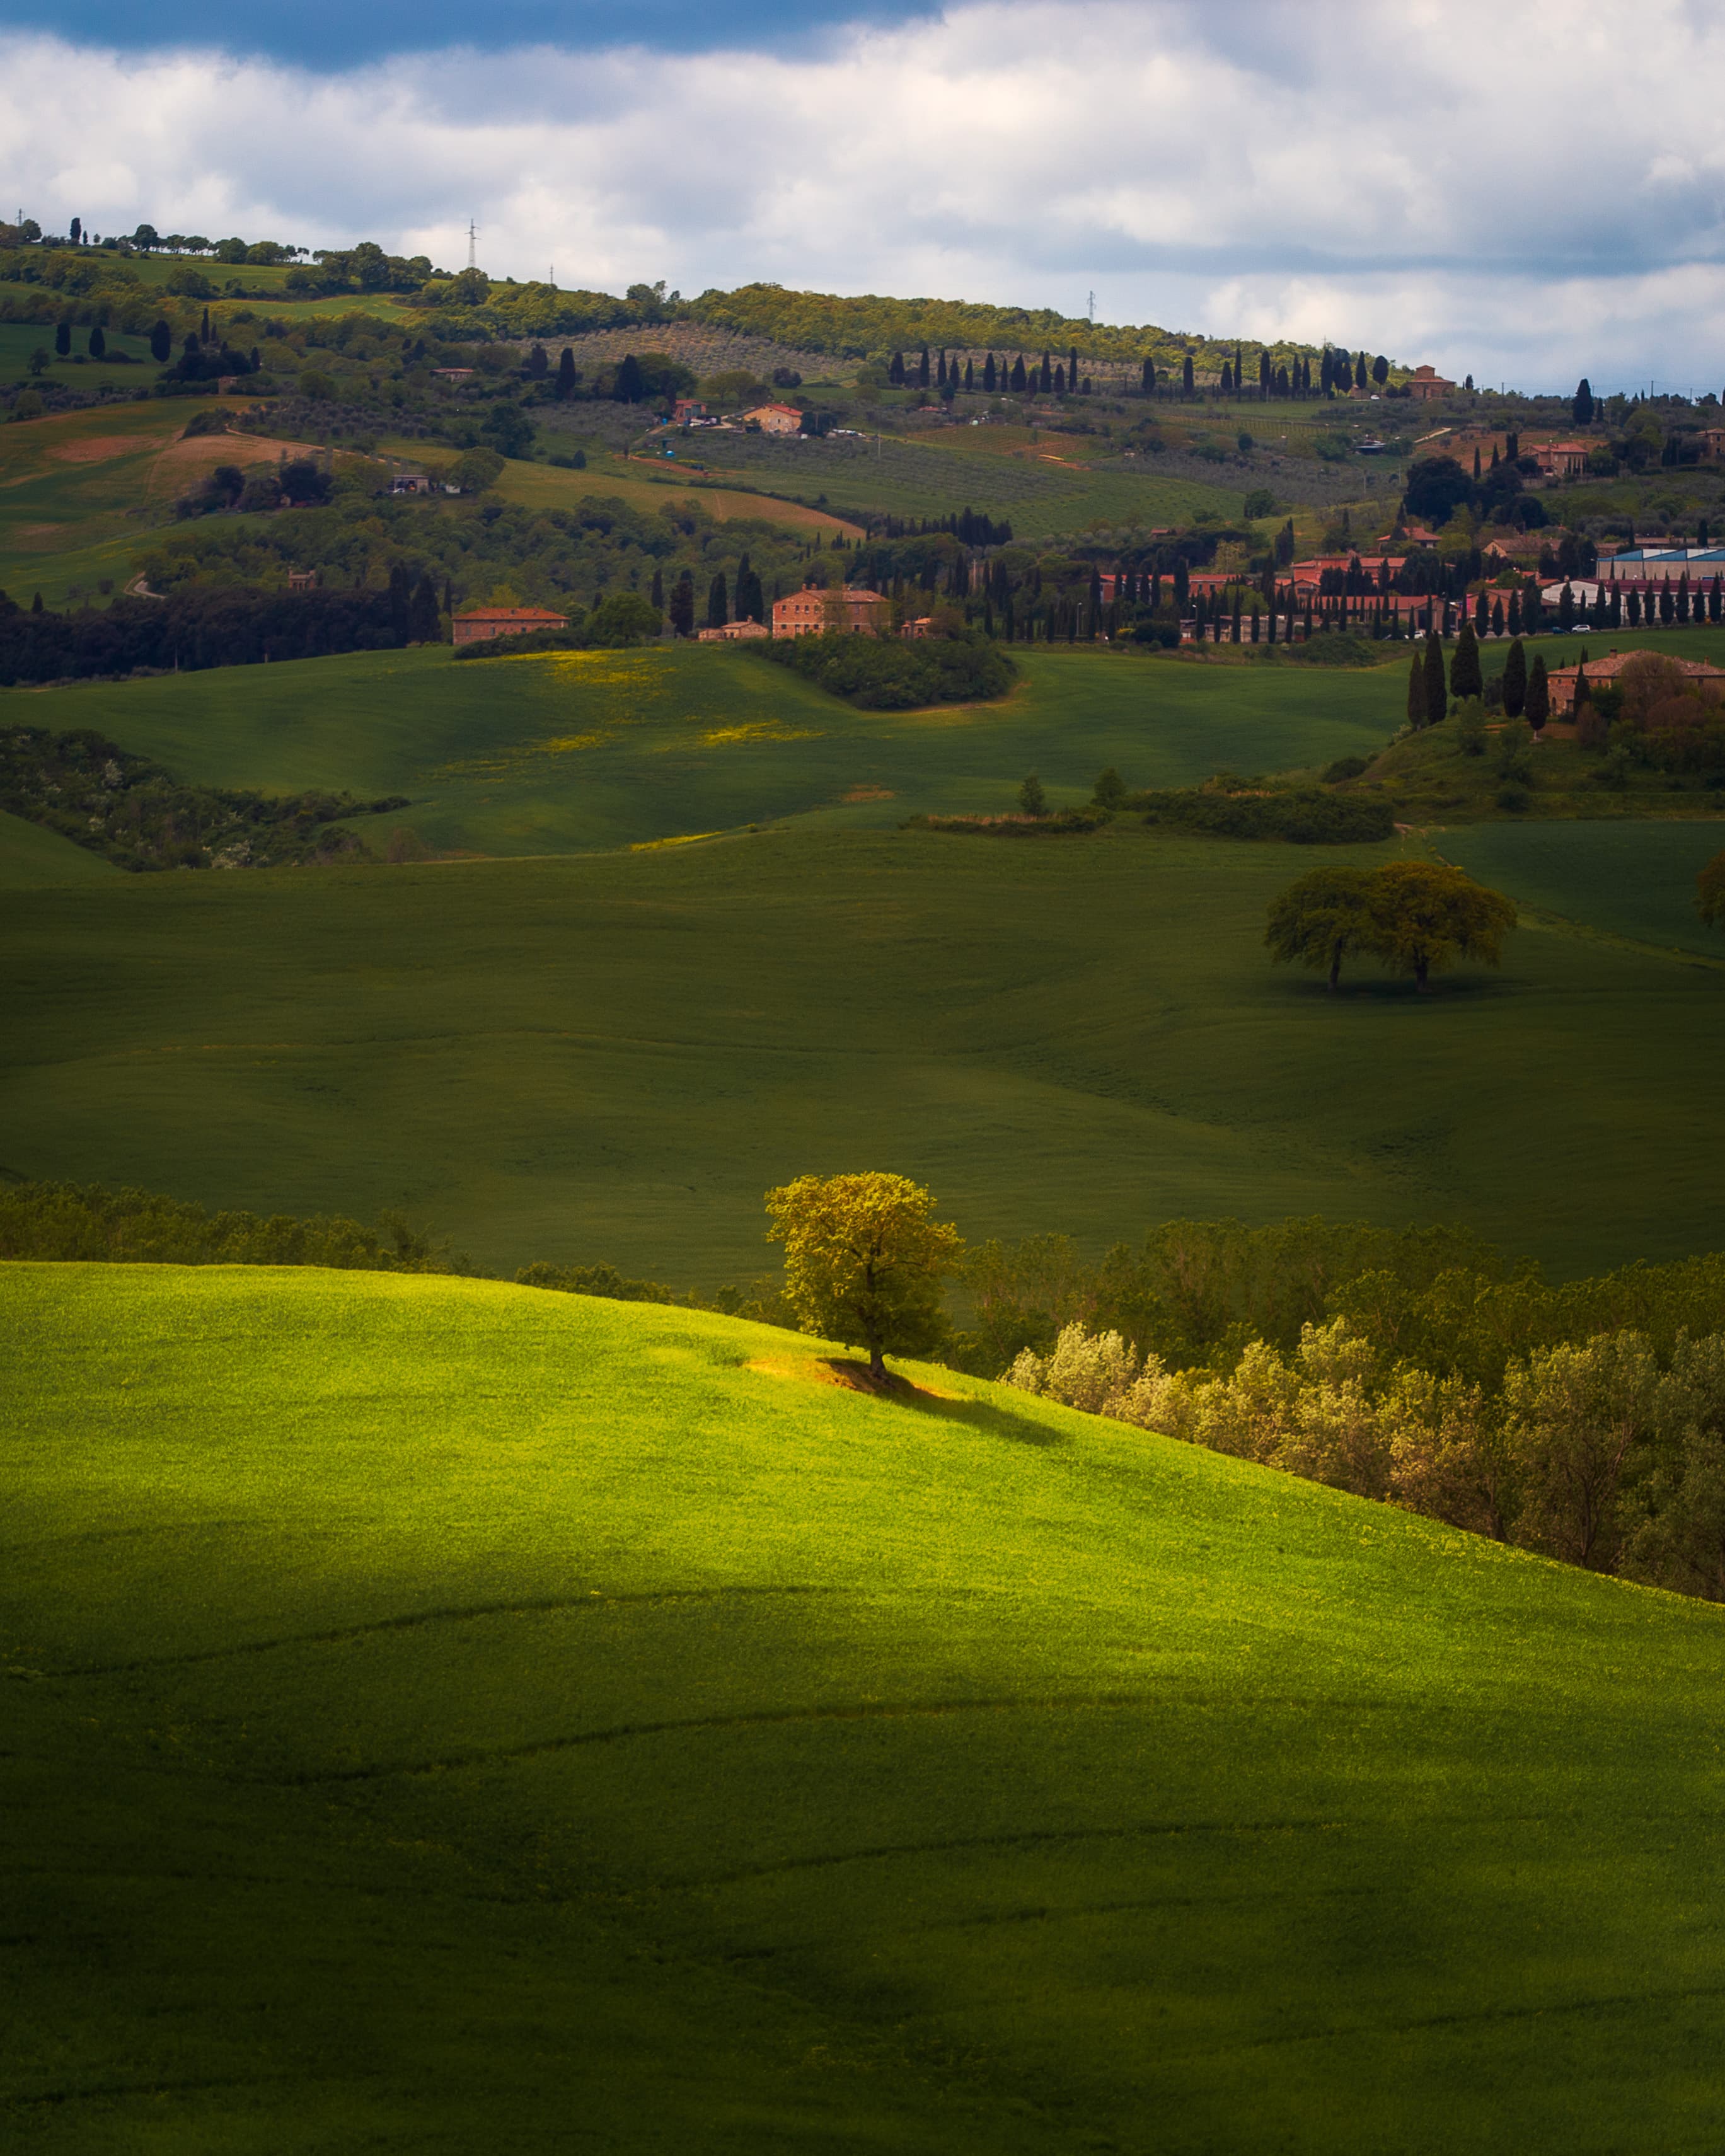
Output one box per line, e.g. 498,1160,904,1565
8,811,1725,1283
0,321,157,387
3,644,1409,856
9,640,1725,1282
9,1262,1725,2153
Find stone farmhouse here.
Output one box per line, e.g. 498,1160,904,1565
745,403,804,435
771,587,887,637
452,606,567,647
1545,649,1725,715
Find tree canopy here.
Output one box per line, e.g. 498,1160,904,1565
765,1172,964,1379
1267,863,1516,994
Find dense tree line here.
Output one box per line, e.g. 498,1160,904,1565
0,582,433,686
1004,1234,1725,1604
1133,785,1396,845
749,626,1013,708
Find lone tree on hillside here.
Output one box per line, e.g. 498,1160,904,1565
1266,863,1516,994
1368,862,1517,993
1698,850,1725,930
1018,773,1047,817
1266,865,1381,991
766,1172,964,1381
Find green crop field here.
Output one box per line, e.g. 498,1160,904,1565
8,1262,1725,2153
9,642,1725,1281
4,644,1407,856
643,424,1245,533
0,321,157,387
8,807,1725,1283
1438,821,1725,952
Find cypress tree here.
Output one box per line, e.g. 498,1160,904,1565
1039,352,1053,392
555,347,577,398
707,572,727,630
614,352,645,403
1010,354,1027,392
1422,630,1447,723
889,352,905,385
1181,353,1194,397
388,561,412,643
1407,653,1428,729
1141,355,1155,394
1234,343,1243,395
54,320,71,355
669,570,695,637
1491,597,1504,637
1526,654,1550,730
983,353,996,391
526,343,549,379
937,352,947,386
149,318,171,362
1450,619,1482,700
1627,589,1642,628
409,574,441,644
88,323,105,359
200,306,211,342
1572,377,1595,426
918,347,930,388
650,566,664,610
1259,348,1271,397
1220,361,1233,395
964,358,974,391
1355,350,1368,390
1502,637,1528,717
1053,364,1065,394
1473,446,1482,479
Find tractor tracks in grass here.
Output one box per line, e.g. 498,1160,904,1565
47,1583,841,1680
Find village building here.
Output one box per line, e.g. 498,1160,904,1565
695,620,770,642
672,398,707,422
389,472,433,495
1526,440,1590,479
432,367,475,383
286,568,316,592
771,587,887,638
451,605,567,647
744,403,804,435
1405,365,1457,402
1595,546,1725,584
1544,648,1725,714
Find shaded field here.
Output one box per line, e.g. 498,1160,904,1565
7,814,1725,1281
1438,821,1725,954
488,449,865,536
1,645,1407,858
8,1263,1725,2155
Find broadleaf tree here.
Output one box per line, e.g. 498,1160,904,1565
766,1172,964,1380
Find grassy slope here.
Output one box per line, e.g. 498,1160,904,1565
0,808,120,886
8,1264,1725,2155
4,645,1406,856
1439,822,1725,954
8,818,1725,1281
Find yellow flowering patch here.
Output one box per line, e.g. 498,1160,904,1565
698,722,822,746
630,830,724,851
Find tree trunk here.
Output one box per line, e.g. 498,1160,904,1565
1328,947,1342,992
868,1344,887,1381
1415,957,1431,993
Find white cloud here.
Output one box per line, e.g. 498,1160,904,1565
4,0,1725,389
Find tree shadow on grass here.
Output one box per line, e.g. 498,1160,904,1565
745,1352,1065,1446
829,1358,1067,1449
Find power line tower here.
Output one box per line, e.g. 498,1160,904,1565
467,219,478,270
1088,291,1095,322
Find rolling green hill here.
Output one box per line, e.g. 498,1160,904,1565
8,1262,1725,2153
6,644,1406,858
8,817,1725,1283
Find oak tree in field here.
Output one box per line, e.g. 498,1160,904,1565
1699,850,1725,930
1368,862,1516,993
766,1172,964,1380
1265,865,1380,991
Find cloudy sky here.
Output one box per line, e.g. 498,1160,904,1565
3,0,1722,393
